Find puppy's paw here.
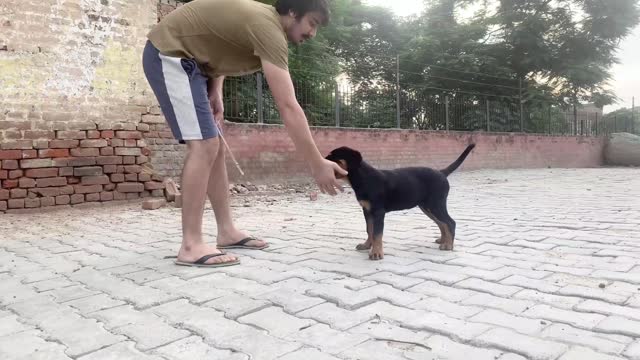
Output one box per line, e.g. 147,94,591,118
369,248,384,260
356,242,372,251
439,242,453,251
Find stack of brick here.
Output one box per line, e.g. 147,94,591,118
0,124,166,213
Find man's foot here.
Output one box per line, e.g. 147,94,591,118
217,228,268,250
177,243,238,266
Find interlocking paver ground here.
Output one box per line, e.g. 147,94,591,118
1,168,639,360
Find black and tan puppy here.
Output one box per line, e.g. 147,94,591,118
326,144,476,260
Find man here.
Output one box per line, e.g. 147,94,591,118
142,0,346,267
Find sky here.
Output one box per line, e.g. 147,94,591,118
364,0,638,113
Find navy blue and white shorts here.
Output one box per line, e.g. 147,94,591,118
142,40,220,144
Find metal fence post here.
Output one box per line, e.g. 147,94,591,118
257,73,264,124
632,96,636,134
335,82,340,127
445,95,450,131
486,98,490,132
519,78,524,132
548,105,552,134
396,55,401,128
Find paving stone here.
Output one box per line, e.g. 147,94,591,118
474,327,568,360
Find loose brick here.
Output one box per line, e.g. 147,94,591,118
126,192,140,200
125,173,138,182
18,178,36,188
24,198,40,208
115,147,141,156
80,139,108,148
56,195,71,205
100,147,114,156
74,185,103,194
111,174,125,183
0,189,9,200
25,168,59,178
142,198,166,210
41,197,55,207
49,140,80,148
59,167,74,176
74,166,103,176
116,131,142,139
81,175,110,185
71,148,99,157
87,130,101,139
2,160,19,169
8,198,25,208
101,130,115,139
123,155,136,164
86,193,100,202
70,194,84,204
10,188,27,198
104,183,116,191
57,130,86,140
100,192,114,201
1,140,32,150
38,148,70,158
3,180,18,188
0,150,23,160
96,156,122,165
27,191,37,199
8,170,22,179
36,177,68,188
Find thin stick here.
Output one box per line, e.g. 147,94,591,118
216,122,245,176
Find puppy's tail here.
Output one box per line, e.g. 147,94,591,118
440,144,476,176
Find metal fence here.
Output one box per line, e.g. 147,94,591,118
222,73,638,136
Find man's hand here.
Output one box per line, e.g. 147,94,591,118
208,76,225,126
311,158,348,195
209,94,224,126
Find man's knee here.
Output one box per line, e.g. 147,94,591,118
186,137,221,164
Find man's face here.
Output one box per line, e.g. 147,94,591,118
286,11,324,45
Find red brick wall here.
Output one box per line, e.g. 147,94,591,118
221,122,605,183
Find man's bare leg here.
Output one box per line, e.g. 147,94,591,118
207,138,267,248
177,138,238,265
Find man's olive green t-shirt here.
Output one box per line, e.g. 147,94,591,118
147,0,289,78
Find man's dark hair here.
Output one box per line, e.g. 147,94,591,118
274,0,330,25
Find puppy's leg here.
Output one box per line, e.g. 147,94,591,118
430,201,456,251
356,208,373,251
369,209,385,260
420,206,446,244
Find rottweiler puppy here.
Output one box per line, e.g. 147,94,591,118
326,144,476,260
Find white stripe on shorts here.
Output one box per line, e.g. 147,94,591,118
159,53,203,140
